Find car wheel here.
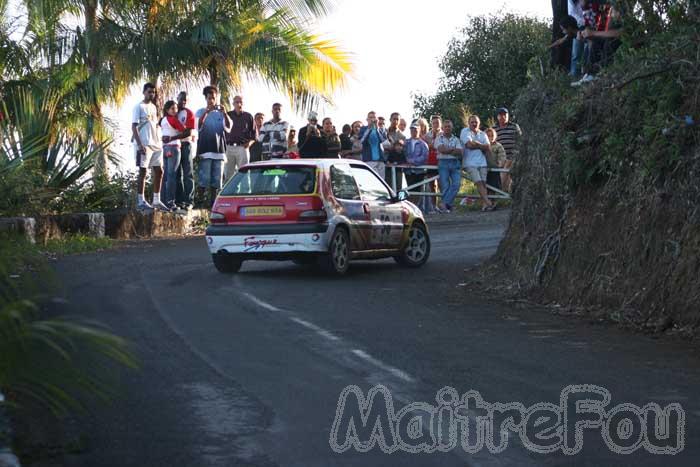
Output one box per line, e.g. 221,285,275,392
212,253,242,273
394,222,430,267
318,227,350,275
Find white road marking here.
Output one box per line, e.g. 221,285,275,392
351,349,416,383
290,317,341,342
240,291,283,312
237,287,416,385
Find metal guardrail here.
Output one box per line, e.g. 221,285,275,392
386,164,511,200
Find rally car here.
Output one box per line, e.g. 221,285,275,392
205,159,430,275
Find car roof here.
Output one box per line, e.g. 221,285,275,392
243,159,367,170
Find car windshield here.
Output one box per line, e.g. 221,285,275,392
220,166,316,196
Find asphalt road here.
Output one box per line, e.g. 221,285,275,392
41,211,700,466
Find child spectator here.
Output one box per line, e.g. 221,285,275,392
485,128,506,192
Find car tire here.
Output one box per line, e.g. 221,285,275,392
318,227,350,275
394,222,430,268
212,253,242,273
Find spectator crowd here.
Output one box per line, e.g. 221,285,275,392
131,83,521,214
549,0,624,86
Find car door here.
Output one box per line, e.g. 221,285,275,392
329,163,370,251
350,165,404,250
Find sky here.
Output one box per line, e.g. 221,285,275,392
108,0,551,162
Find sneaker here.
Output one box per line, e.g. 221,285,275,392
152,200,172,212
136,200,153,211
571,73,598,87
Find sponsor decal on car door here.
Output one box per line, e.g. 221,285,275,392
369,202,404,248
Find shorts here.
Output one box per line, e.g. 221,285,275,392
466,166,488,183
135,146,163,168
198,158,224,189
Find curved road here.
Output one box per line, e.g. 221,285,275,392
41,211,700,466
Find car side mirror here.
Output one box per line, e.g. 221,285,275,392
396,190,408,202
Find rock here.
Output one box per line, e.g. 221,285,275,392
104,209,208,239
0,217,36,244
654,316,674,333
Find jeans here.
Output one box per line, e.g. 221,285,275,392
570,37,583,77
161,145,181,206
176,142,194,206
198,158,224,189
438,158,461,209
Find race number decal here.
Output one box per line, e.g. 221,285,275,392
370,207,403,246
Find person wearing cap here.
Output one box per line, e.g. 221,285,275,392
298,111,326,157
492,107,522,192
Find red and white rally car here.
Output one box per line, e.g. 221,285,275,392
205,159,430,275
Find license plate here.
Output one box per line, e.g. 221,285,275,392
242,206,284,217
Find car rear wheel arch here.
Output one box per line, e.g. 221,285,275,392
318,224,351,275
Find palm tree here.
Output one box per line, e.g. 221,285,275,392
18,0,351,176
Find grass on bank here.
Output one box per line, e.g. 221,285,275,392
42,235,113,256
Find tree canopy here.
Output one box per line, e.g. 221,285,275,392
414,13,549,129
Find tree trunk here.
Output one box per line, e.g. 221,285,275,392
84,0,108,180
208,62,219,86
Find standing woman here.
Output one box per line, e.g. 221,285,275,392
421,115,442,214
286,126,299,157
322,117,341,158
342,120,363,160
160,100,190,210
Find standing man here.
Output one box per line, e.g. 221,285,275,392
225,95,255,180
435,119,462,213
492,108,522,192
175,91,196,210
358,111,387,178
196,85,232,208
258,103,289,160
132,82,168,211
460,115,495,211
249,112,265,163
383,112,407,190
404,122,429,211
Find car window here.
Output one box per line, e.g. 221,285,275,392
221,166,316,196
350,166,392,201
331,164,361,200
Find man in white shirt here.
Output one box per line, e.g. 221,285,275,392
460,114,495,211
434,120,462,212
132,82,168,211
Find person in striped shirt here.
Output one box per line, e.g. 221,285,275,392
492,108,522,192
